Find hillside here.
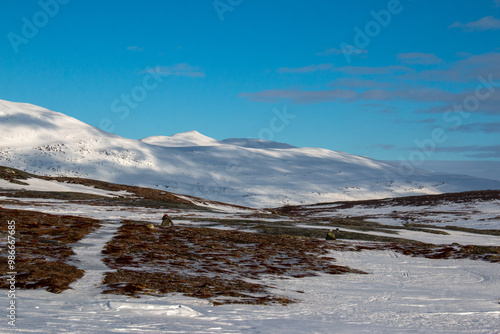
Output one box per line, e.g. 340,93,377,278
0,170,499,333
1,99,500,207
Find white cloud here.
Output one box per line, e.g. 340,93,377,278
143,64,205,78
453,122,500,133
126,46,144,52
397,52,444,65
239,86,452,104
449,16,500,31
332,65,413,75
316,46,367,57
277,64,333,73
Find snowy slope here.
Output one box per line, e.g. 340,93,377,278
1,99,500,208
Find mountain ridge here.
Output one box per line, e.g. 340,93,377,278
1,99,499,207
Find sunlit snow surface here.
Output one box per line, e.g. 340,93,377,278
6,239,500,333
2,99,500,207
0,194,499,333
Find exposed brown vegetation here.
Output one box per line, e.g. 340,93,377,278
276,190,500,215
0,167,30,185
256,225,416,244
0,207,101,293
329,241,500,263
0,165,249,211
101,223,365,305
8,260,84,293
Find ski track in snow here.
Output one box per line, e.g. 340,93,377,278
65,221,121,298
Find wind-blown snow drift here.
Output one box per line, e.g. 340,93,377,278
1,99,499,207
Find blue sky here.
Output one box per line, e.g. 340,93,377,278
1,0,499,165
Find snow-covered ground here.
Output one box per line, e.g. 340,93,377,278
0,178,133,198
1,191,499,332
2,99,500,207
303,200,500,230
1,193,498,245
3,234,499,333
0,196,253,223
296,224,500,246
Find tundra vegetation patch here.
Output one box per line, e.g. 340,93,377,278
0,208,101,293
328,241,500,263
101,222,366,305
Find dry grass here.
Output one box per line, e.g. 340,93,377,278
101,223,366,305
329,241,500,263
0,165,237,212
0,167,30,185
277,190,500,215
0,207,101,293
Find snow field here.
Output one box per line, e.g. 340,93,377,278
5,248,499,333
0,193,498,332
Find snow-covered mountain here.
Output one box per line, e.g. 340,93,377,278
1,99,499,207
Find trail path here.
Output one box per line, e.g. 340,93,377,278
63,220,121,298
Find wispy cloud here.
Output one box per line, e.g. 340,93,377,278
143,63,205,78
397,52,444,65
449,16,500,31
417,89,500,115
394,118,437,125
276,64,412,76
328,78,393,89
241,52,500,116
126,46,144,52
332,65,413,76
277,64,333,73
450,122,500,133
360,103,398,114
401,52,500,82
239,89,356,104
402,144,500,158
370,144,397,150
239,87,454,104
317,46,368,57
434,145,500,158
466,148,500,158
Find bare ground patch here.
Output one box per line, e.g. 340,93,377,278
0,207,101,293
101,222,366,305
329,241,500,263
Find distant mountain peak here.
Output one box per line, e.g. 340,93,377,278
141,131,221,147
173,130,204,137
221,138,297,149
2,99,500,207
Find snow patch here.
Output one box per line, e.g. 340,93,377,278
107,302,202,316
0,178,132,198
